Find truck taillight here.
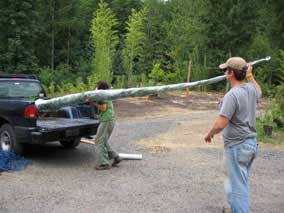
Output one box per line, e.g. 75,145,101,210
24,104,37,118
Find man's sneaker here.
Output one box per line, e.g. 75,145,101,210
112,156,121,167
95,164,111,170
222,207,230,213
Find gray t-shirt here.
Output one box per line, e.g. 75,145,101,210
220,83,260,148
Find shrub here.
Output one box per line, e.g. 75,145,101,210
148,63,166,84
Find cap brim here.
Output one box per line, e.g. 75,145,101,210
219,63,228,69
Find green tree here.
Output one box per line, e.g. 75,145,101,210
110,0,142,36
163,0,208,82
122,7,147,87
0,0,40,73
110,0,142,79
138,0,168,76
273,0,284,49
277,50,284,84
90,0,118,84
206,0,258,66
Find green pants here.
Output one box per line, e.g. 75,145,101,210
95,120,117,166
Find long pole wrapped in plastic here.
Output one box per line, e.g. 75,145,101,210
35,75,226,112
35,56,272,112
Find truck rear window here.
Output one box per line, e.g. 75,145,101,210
0,81,42,98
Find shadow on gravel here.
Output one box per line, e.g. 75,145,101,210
22,143,94,167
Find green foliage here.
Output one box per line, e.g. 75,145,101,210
163,0,207,80
247,36,278,85
273,85,284,119
148,63,165,83
87,73,99,91
260,110,274,127
39,64,90,96
165,72,179,84
38,67,54,86
113,75,127,88
0,0,40,73
277,50,284,84
137,0,168,75
38,63,75,85
91,0,118,83
46,81,56,97
110,0,142,36
122,7,148,87
256,118,284,145
261,96,284,128
1,0,284,98
75,79,88,92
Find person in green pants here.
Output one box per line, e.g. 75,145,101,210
86,80,121,170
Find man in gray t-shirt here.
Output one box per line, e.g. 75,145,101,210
221,82,261,148
204,57,262,213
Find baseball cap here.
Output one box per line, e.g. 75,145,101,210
219,57,247,70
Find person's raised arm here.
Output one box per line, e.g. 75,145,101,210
246,64,262,97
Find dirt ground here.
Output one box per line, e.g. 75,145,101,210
0,91,283,213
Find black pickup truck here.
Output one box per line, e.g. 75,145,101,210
0,73,99,154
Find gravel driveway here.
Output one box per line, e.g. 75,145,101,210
0,93,283,213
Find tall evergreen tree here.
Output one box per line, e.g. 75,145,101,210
110,0,142,36
122,8,147,87
163,0,208,81
90,0,118,84
273,0,284,49
277,50,284,84
110,0,142,78
206,0,258,66
138,0,168,75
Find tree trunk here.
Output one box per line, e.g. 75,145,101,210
186,60,192,96
67,26,70,65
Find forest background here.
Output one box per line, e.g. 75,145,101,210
0,0,284,136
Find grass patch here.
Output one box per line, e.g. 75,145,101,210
256,118,284,145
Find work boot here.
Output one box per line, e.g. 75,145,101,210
112,156,121,167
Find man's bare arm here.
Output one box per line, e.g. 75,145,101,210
246,65,262,97
85,99,107,111
204,115,229,143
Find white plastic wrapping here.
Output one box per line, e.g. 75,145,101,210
35,75,226,112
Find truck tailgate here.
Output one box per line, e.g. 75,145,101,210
28,118,100,143
36,118,99,131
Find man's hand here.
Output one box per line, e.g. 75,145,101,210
204,132,214,143
246,64,253,79
247,64,253,74
204,115,229,143
246,64,262,96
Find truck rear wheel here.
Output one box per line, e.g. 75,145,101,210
60,137,81,149
0,124,24,154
